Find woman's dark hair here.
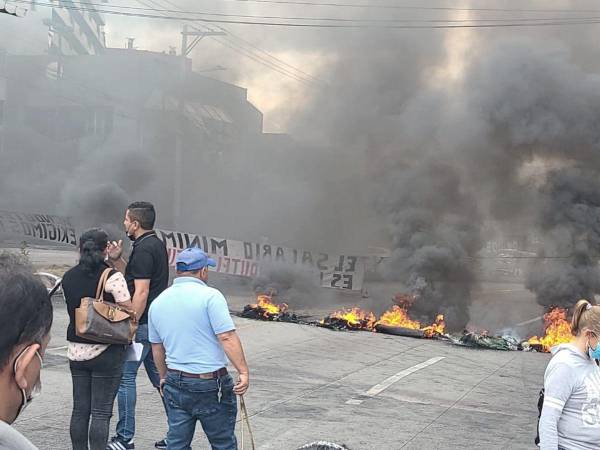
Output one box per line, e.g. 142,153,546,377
79,228,109,274
0,253,52,370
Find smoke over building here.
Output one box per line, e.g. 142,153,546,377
4,1,600,327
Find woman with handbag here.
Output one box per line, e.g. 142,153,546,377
62,228,133,450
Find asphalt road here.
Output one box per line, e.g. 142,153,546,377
9,246,549,449
14,297,547,450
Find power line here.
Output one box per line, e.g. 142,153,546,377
139,0,321,85
12,0,600,29
225,0,600,14
211,35,313,85
138,0,315,85
214,27,325,84
156,0,324,84
9,0,600,25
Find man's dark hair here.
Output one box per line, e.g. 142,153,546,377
0,253,53,369
175,267,202,275
127,201,156,230
79,228,108,274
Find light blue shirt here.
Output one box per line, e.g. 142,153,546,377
148,277,235,373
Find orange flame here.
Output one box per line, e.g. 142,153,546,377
326,307,377,330
377,306,421,329
422,314,446,337
528,308,572,352
250,295,288,318
376,306,445,337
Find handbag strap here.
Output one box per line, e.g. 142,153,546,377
95,268,113,301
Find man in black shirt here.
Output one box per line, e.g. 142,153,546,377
106,202,169,450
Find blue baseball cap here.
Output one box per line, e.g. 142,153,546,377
175,247,217,271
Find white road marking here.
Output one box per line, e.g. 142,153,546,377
345,356,445,405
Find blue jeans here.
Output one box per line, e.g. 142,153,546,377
163,372,237,450
115,324,167,441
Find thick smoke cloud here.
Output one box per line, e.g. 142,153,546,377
377,162,482,330
295,30,600,325
252,262,329,307
459,40,600,309
5,1,600,328
525,168,600,308
58,146,155,238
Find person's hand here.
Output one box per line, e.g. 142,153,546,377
159,378,166,397
234,372,249,396
107,240,123,261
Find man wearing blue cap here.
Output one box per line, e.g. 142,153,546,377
148,247,249,450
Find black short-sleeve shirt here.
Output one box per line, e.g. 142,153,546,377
125,230,169,324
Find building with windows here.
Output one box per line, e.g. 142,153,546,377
0,47,269,231
46,0,106,56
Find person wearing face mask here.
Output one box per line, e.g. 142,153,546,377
0,253,52,450
539,299,600,450
105,202,169,450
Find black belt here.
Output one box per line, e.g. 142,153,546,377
167,367,228,379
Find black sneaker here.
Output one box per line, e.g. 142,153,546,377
106,435,135,450
154,438,167,449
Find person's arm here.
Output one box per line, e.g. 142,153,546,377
131,279,150,318
151,343,168,380
105,272,132,309
125,248,155,317
107,240,127,274
539,362,575,450
148,307,167,394
217,330,249,395
207,291,250,395
151,343,168,395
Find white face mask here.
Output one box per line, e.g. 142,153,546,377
13,348,43,419
125,222,137,242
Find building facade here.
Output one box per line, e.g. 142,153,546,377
46,0,106,56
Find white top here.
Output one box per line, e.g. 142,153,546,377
539,343,600,450
67,271,131,361
0,420,38,450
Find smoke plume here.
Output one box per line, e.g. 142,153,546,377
525,168,600,307
377,162,482,330
6,1,600,327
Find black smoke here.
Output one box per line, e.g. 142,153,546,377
525,168,600,308
377,162,481,330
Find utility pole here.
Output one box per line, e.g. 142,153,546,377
173,25,225,228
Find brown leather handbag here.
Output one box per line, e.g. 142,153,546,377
75,268,138,344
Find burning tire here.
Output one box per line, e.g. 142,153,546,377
375,324,426,338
